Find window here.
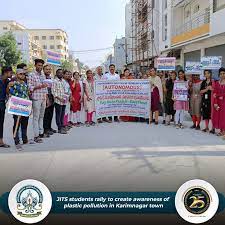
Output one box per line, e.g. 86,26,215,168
214,0,225,12
43,45,47,49
193,4,200,14
56,35,62,40
57,45,63,49
49,36,54,40
42,36,46,40
3,27,8,30
164,0,168,10
34,36,39,40
50,45,55,50
163,14,168,41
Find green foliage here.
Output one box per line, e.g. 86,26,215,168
61,60,74,71
0,32,21,67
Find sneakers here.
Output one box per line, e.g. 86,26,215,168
190,124,196,129
15,144,23,151
58,129,67,134
34,137,43,143
39,133,50,138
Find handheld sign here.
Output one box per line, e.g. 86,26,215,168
185,62,202,74
8,96,32,117
201,56,222,70
157,57,176,71
173,81,188,101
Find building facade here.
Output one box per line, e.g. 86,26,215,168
130,0,160,73
158,0,225,69
125,2,133,67
28,29,69,60
114,37,126,73
0,21,43,63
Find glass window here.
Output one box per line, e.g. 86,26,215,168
56,36,62,40
49,36,55,40
43,45,47,49
34,36,39,40
3,27,8,30
50,45,55,49
42,36,46,40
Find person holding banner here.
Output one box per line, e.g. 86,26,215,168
0,66,12,148
212,67,225,139
83,70,95,127
189,74,202,130
200,70,214,133
103,64,120,122
8,69,30,149
173,70,189,129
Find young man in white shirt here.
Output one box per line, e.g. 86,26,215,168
103,64,120,122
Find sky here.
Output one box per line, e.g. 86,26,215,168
0,0,130,67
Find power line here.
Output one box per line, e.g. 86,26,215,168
70,47,113,53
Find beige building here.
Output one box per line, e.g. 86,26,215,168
28,29,69,60
0,20,43,63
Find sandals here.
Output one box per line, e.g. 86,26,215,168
0,143,10,148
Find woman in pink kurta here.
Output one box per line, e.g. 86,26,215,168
211,67,225,138
173,70,189,129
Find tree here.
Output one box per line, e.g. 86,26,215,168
61,60,74,71
0,32,21,67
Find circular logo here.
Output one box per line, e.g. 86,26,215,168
175,180,219,224
8,180,52,224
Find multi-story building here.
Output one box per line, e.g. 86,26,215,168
28,29,69,60
125,2,133,67
114,37,126,73
0,21,43,63
130,0,160,72
158,0,225,68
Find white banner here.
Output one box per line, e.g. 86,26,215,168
95,80,151,119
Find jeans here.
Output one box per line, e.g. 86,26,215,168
55,103,66,131
13,115,29,145
43,104,54,132
0,102,6,139
175,110,185,125
32,99,46,138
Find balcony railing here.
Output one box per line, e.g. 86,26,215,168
173,10,210,37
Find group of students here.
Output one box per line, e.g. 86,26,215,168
135,67,225,140
0,60,225,150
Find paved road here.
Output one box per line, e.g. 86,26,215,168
0,114,225,196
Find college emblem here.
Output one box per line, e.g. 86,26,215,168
16,185,43,218
8,180,52,224
175,180,219,224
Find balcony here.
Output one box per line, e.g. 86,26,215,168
172,11,210,46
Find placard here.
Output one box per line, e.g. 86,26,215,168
8,96,32,117
185,61,202,74
156,57,176,71
201,56,222,70
173,81,188,101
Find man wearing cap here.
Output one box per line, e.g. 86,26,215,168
28,59,48,143
0,66,13,148
8,69,30,149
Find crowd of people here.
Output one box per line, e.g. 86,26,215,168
0,58,225,150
